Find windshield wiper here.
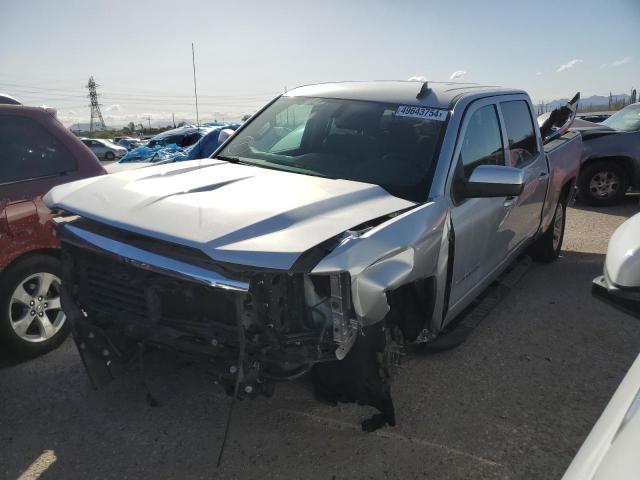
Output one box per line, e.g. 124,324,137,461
214,155,242,164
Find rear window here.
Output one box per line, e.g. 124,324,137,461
500,100,538,167
0,115,75,184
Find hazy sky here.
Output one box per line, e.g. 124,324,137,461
1,0,639,127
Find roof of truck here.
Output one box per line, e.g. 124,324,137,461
285,80,525,109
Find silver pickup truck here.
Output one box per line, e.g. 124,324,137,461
45,81,581,429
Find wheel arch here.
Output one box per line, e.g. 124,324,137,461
0,249,61,283
582,156,636,188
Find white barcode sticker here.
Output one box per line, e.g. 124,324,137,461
395,105,448,121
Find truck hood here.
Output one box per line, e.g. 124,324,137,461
44,159,416,270
571,119,619,140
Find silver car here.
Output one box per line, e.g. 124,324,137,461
81,138,127,161
46,81,581,429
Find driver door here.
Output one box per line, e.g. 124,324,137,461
448,99,512,310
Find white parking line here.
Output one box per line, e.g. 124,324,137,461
17,450,57,480
282,409,506,470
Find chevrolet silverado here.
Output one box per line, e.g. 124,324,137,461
44,81,582,428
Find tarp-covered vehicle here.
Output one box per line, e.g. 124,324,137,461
45,81,581,429
107,125,239,173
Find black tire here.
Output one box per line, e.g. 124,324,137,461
104,151,115,161
0,255,70,358
528,198,566,263
577,161,628,206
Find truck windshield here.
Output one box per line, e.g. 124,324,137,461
602,104,640,132
216,96,447,202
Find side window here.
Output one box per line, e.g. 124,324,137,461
500,100,538,167
0,115,75,184
459,104,505,178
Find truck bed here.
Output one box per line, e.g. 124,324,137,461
544,130,581,155
540,130,582,234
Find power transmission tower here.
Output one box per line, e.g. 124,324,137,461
86,76,106,136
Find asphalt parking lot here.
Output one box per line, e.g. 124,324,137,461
2,199,640,480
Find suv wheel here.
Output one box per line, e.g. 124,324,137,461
578,161,628,206
0,255,69,358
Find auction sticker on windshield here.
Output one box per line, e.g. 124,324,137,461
395,105,448,121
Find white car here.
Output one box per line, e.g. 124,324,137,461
563,212,640,479
80,138,127,161
563,355,640,479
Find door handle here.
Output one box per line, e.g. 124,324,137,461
503,196,516,207
538,171,549,181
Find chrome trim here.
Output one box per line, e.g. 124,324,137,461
63,225,249,292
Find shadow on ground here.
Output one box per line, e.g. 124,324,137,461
571,194,639,216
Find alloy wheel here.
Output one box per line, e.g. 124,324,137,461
9,272,66,343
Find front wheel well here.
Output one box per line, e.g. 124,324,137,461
0,249,60,281
385,277,436,342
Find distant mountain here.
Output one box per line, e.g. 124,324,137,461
542,93,630,111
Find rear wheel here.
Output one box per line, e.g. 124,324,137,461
578,161,627,206
0,255,69,358
528,198,566,263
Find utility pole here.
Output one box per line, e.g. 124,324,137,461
146,115,151,133
86,76,106,137
172,112,176,128
191,42,200,126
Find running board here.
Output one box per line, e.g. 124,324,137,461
424,255,533,351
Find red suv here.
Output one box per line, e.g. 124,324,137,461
0,101,104,357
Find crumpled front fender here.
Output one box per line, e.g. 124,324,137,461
313,201,449,327
352,248,415,324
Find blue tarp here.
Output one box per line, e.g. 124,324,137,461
119,143,189,163
117,123,239,164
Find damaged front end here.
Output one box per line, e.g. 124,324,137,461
58,219,361,392
57,219,400,429
55,199,447,431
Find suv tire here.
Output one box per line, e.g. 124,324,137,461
0,255,70,358
578,161,628,206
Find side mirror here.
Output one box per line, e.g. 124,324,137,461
459,165,524,198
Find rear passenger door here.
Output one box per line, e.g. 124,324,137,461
497,98,547,249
